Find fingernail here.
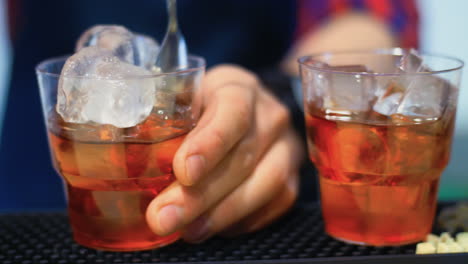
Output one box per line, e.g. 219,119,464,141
157,205,184,235
183,215,212,243
186,155,205,184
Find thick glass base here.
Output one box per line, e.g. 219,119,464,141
73,229,180,252
326,230,424,246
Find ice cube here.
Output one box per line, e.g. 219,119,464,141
391,49,447,121
372,80,405,116
92,191,142,227
372,50,432,117
132,34,160,70
373,92,403,116
323,65,375,113
76,25,160,70
301,62,329,107
331,125,388,177
75,25,135,65
399,49,425,73
372,74,450,121
395,75,450,120
57,46,155,128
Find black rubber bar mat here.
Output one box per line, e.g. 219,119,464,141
0,204,467,264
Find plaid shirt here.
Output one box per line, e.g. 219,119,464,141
296,0,419,48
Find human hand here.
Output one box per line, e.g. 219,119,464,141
146,65,304,243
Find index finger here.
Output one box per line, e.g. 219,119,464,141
173,66,258,186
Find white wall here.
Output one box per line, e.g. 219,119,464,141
419,0,468,199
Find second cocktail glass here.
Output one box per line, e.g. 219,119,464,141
299,49,463,246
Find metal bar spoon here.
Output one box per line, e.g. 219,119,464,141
155,0,188,72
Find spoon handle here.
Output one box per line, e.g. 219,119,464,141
156,0,188,71
167,0,178,33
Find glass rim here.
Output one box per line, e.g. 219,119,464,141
298,48,464,76
35,54,206,79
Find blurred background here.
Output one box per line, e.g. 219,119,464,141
0,0,466,211
419,0,468,199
